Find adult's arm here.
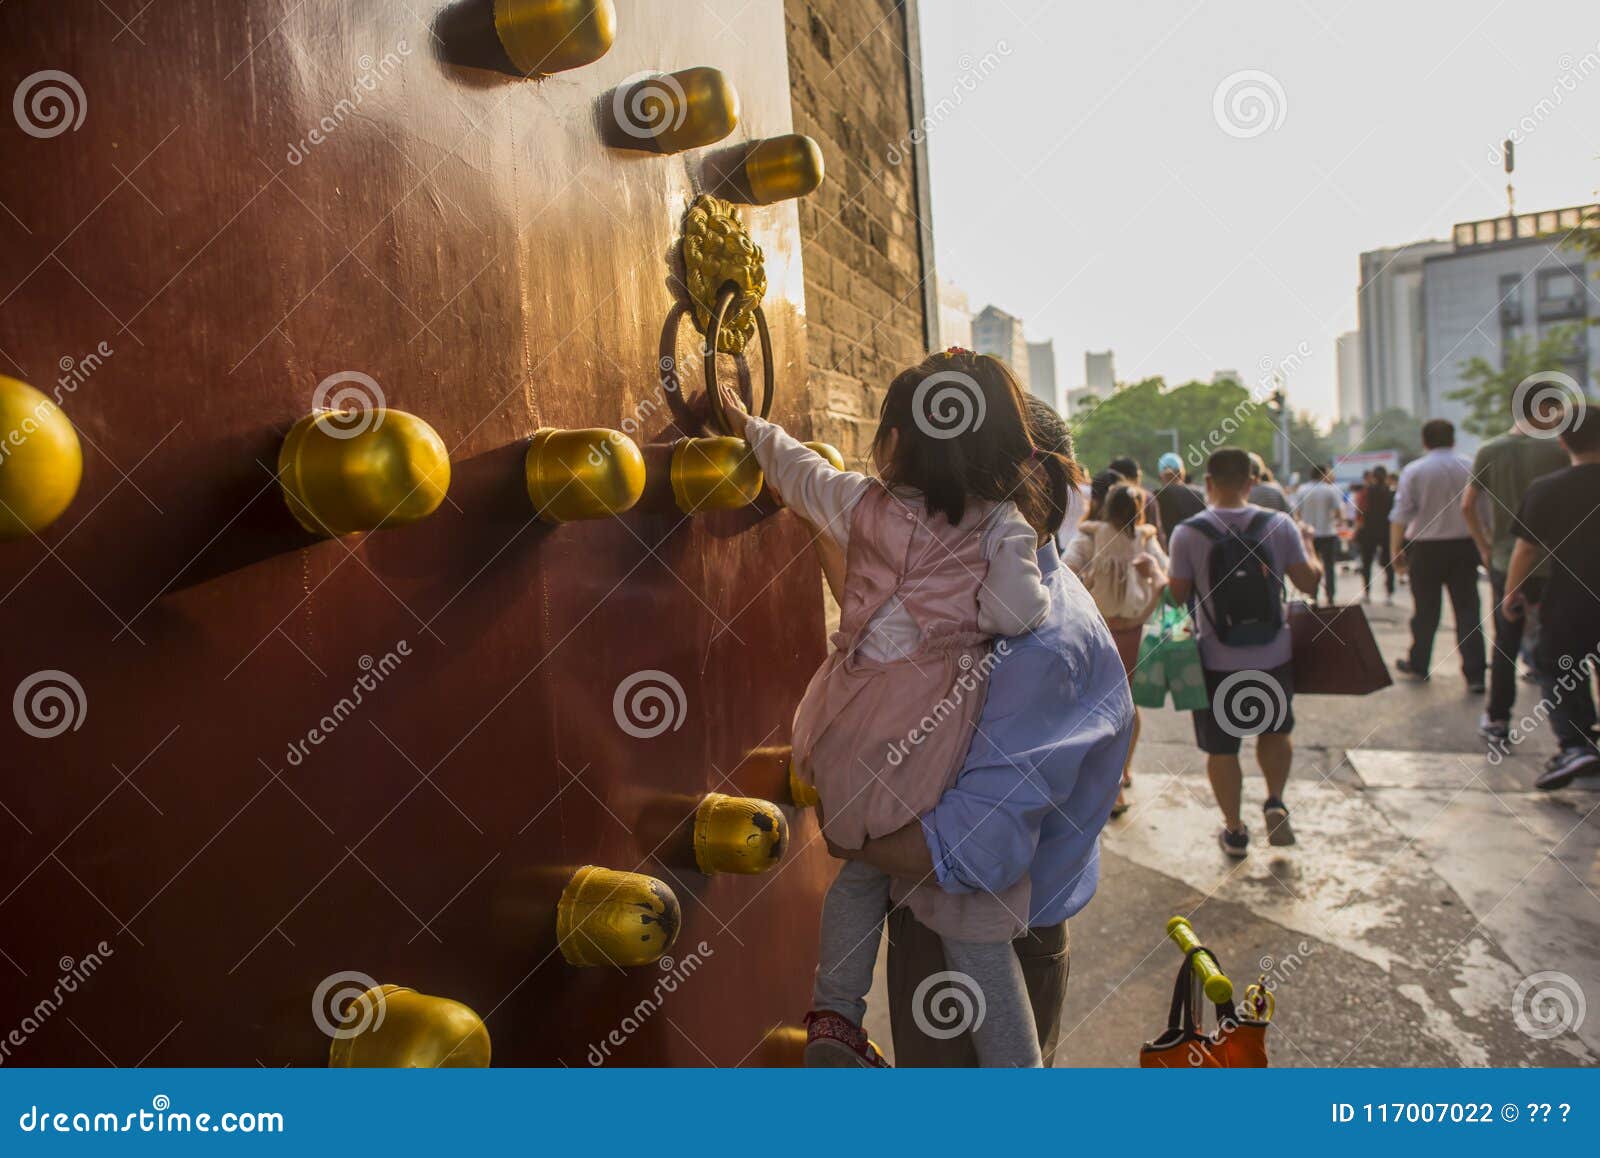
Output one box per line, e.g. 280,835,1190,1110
1462,481,1492,567
1280,514,1321,596
1165,522,1195,604
1500,538,1540,620
1389,519,1408,571
1390,465,1415,569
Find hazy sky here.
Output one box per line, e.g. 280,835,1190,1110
918,0,1600,423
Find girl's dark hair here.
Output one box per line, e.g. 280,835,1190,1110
1104,483,1141,537
1086,468,1125,521
874,350,1068,528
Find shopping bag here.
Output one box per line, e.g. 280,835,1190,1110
1130,597,1209,711
1162,620,1209,712
1129,628,1171,708
1289,601,1392,695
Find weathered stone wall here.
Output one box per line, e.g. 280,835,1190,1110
785,0,931,467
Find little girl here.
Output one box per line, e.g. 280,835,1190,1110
721,349,1067,1068
1068,479,1169,623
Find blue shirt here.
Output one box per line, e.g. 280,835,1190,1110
920,542,1134,926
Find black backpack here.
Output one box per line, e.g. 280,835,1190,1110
1182,510,1284,647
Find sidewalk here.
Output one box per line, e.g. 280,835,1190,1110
867,568,1600,1065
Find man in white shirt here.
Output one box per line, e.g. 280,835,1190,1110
1390,419,1488,691
1292,464,1346,605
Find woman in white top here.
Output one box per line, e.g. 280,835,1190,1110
1065,472,1169,815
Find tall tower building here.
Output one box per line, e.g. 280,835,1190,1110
972,305,1030,385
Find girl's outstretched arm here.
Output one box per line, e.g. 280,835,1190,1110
978,504,1051,636
720,385,872,547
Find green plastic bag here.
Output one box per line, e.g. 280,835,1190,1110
1129,596,1208,711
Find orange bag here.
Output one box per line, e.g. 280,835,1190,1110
1139,949,1269,1068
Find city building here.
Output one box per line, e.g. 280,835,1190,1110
1026,339,1058,409
936,276,972,351
1085,349,1116,393
1336,330,1364,435
1212,369,1243,386
1421,204,1599,446
1064,386,1102,416
1357,238,1452,418
972,304,1030,384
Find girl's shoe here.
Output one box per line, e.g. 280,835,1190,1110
802,1010,889,1067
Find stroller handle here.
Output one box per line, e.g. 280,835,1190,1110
1166,916,1234,1004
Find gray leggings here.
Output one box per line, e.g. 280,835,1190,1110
812,859,1042,1067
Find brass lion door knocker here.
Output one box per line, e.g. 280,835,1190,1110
670,195,774,513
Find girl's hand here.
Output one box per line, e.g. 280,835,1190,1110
717,383,749,423
1131,553,1158,578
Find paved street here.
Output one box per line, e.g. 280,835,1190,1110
868,566,1600,1066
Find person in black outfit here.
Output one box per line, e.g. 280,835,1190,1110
1152,452,1206,549
1503,403,1600,790
1358,466,1395,602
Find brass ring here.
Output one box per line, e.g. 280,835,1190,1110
703,283,773,436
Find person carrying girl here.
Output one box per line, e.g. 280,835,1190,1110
718,349,1063,1067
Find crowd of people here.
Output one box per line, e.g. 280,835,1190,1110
1065,388,1600,824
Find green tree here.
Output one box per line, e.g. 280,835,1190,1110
1446,326,1586,439
1071,376,1279,477
1359,407,1425,461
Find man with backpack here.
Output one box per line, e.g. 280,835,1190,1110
1168,447,1325,858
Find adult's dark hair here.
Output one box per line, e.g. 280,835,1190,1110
1421,418,1455,449
1023,396,1084,538
874,349,1049,528
1207,447,1253,489
1371,465,1388,483
1561,400,1600,454
1087,467,1125,520
1108,455,1140,481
